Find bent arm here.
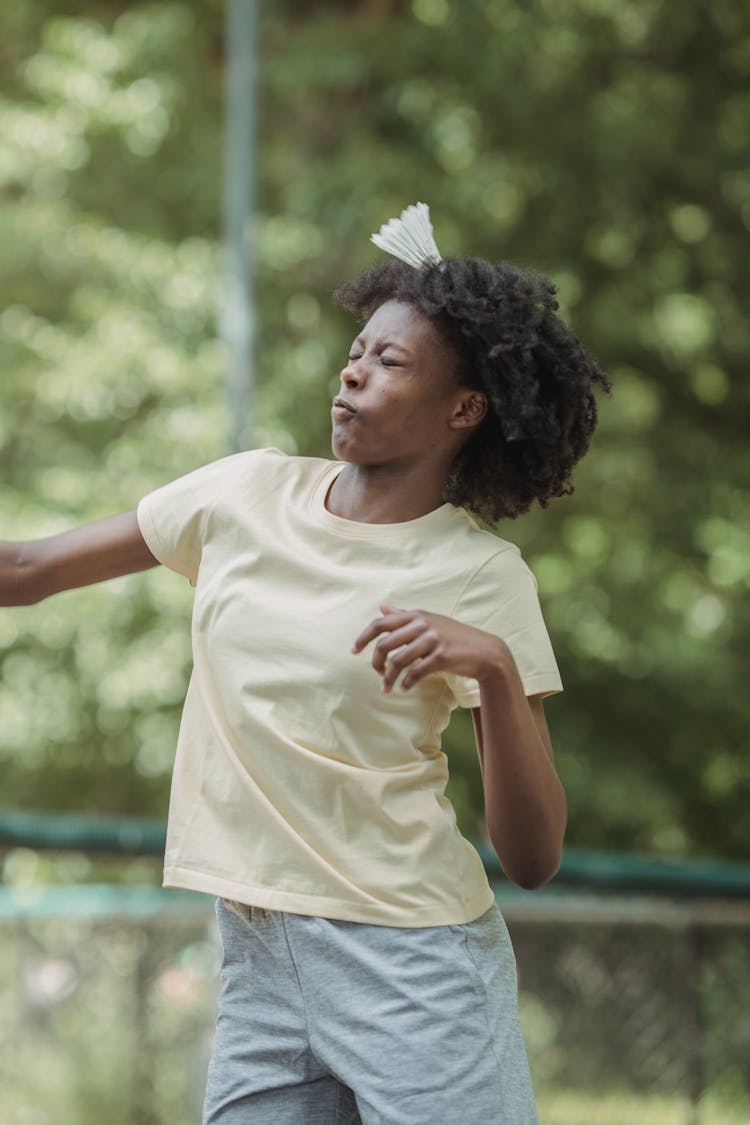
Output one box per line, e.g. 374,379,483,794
0,510,159,606
471,668,567,890
353,605,566,890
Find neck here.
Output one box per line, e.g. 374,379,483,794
326,461,449,524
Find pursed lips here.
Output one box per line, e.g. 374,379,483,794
332,397,358,417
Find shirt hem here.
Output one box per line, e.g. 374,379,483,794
163,864,495,928
136,497,195,583
456,673,564,709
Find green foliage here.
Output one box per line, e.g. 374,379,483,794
0,914,216,1123
535,1088,749,1125
0,0,748,860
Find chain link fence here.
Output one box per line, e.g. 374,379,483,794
1,821,749,1125
506,894,750,1124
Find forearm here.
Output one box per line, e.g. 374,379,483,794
0,542,39,605
355,605,567,887
0,512,159,607
477,647,567,889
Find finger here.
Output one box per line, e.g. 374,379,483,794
400,651,443,692
352,610,414,653
371,620,425,674
382,634,438,693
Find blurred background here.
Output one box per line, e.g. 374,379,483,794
0,1,748,1123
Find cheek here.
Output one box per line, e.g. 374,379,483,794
397,390,449,430
382,396,431,435
381,378,439,416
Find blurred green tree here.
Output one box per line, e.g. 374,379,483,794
0,0,747,861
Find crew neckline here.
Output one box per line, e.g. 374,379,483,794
310,460,461,539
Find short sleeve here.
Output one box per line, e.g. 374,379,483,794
136,449,283,585
444,548,563,708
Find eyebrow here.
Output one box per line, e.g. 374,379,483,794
353,336,412,355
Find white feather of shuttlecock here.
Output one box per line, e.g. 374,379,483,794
370,202,442,268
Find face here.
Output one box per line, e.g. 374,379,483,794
331,300,483,468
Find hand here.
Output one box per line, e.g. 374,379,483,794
352,603,510,693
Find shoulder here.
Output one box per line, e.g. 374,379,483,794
216,446,289,479
233,448,334,477
175,448,334,493
225,449,338,502
447,510,532,586
445,517,543,620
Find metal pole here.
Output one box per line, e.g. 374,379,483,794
221,0,257,453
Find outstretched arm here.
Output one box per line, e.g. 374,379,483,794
0,510,159,606
353,603,566,891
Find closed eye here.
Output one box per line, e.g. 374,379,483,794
346,352,402,366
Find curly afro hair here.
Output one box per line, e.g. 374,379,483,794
333,258,611,525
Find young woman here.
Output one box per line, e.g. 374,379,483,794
1,205,610,1124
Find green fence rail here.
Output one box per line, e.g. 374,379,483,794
0,809,166,857
2,809,750,900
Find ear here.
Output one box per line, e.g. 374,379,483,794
449,390,487,431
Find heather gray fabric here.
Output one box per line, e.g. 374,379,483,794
202,897,538,1125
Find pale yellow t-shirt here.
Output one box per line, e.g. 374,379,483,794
136,448,562,927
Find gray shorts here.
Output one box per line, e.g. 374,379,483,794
203,897,538,1125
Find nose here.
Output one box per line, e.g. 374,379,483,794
341,356,366,390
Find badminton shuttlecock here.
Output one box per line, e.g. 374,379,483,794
370,202,442,269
